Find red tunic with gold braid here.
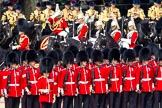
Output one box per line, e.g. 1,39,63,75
18,35,30,50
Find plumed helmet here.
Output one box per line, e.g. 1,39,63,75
123,49,136,62
6,52,19,65
108,48,120,63
26,50,37,63
139,47,151,62
47,50,58,65
77,50,89,64
62,51,74,66
40,57,53,74
91,50,103,63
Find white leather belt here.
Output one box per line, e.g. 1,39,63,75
111,78,119,81
65,82,75,85
142,78,151,81
79,81,89,84
155,78,162,80
29,81,38,84
125,77,135,80
9,84,20,86
94,78,105,82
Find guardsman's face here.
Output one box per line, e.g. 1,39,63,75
127,61,133,66
74,7,79,11
8,6,13,10
81,61,87,67
66,63,72,69
10,64,17,69
29,61,36,67
151,55,155,61
43,73,49,78
136,57,140,62
159,60,162,66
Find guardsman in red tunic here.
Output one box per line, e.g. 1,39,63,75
59,51,77,108
75,50,91,108
38,57,54,108
12,19,30,50
48,10,69,38
121,49,138,108
153,49,162,108
46,50,60,108
91,50,108,108
107,48,122,108
147,43,159,67
110,20,121,43
23,50,40,108
102,48,110,67
121,20,138,49
133,45,142,68
136,47,154,108
2,52,22,108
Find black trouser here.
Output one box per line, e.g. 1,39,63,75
109,92,121,108
5,97,8,108
140,92,152,108
93,94,106,108
22,92,27,108
27,95,40,108
153,91,162,108
41,102,52,108
63,96,75,108
8,97,20,108
78,94,90,108
53,96,62,108
122,91,137,108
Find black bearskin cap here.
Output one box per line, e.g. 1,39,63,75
108,48,120,63
91,50,103,63
123,49,136,62
26,50,37,63
47,50,58,65
62,51,74,66
40,57,53,74
66,45,78,58
55,49,63,61
77,50,89,64
147,43,159,60
134,45,142,58
139,47,151,62
102,48,110,59
6,52,19,65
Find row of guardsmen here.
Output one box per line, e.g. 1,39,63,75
1,0,162,31
0,43,162,108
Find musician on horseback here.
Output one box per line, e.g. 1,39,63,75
148,0,162,21
69,2,81,21
127,0,145,20
109,0,121,20
120,20,138,49
1,2,16,30
30,2,43,23
61,1,72,21
12,19,30,50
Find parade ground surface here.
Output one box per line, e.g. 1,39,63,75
0,98,5,107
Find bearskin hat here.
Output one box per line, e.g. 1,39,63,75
147,43,159,60
55,49,63,61
17,18,28,33
6,52,19,65
66,45,78,58
120,48,127,60
86,47,94,59
158,49,162,61
63,51,74,66
108,48,120,63
139,47,151,62
123,49,136,62
77,50,89,64
36,50,46,62
102,48,110,60
40,57,53,74
47,51,58,65
134,45,142,58
26,50,37,63
21,50,28,62
91,50,103,63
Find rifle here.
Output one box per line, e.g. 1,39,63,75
7,74,11,93
154,68,158,86
77,72,81,91
108,69,113,89
63,72,68,91
122,69,127,86
139,69,144,90
92,69,95,91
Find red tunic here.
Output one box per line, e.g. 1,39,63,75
48,17,68,35
18,35,30,50
127,30,138,48
38,76,54,103
111,30,121,43
77,24,88,40
153,66,162,91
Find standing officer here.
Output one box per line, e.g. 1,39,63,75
122,49,138,108
12,19,30,50
23,50,40,108
37,57,54,108
2,52,22,108
136,47,154,108
127,0,145,20
76,50,91,108
148,0,162,21
107,48,122,108
62,1,72,21
1,2,16,30
30,2,43,23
